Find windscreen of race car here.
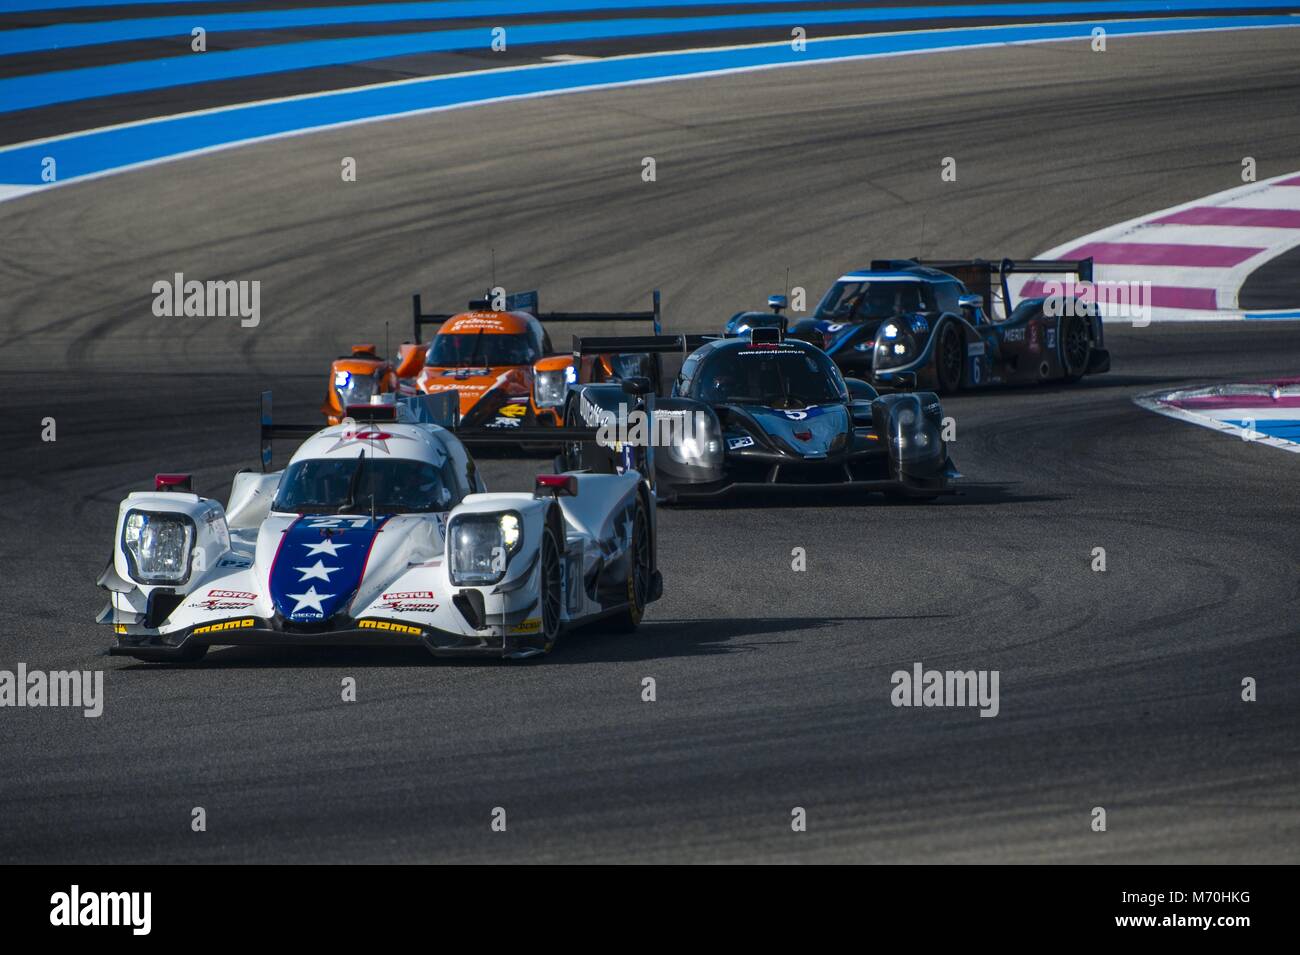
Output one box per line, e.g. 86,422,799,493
694,346,846,409
818,279,936,320
273,453,461,514
428,330,540,366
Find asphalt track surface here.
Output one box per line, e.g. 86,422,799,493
2,28,1299,863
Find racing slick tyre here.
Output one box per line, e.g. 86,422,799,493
935,322,964,394
609,497,651,633
540,522,564,652
1061,310,1092,382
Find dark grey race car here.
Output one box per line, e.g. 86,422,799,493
559,329,958,503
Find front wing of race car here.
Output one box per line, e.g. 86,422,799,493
564,371,958,503
659,439,957,502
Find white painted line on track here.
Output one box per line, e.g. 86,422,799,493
1136,381,1300,454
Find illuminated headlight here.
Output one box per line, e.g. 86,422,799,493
666,419,723,466
678,436,720,459
533,369,568,408
499,513,521,551
875,329,916,368
892,432,930,449
122,510,194,584
335,372,377,406
448,512,523,586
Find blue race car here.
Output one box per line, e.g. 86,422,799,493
730,258,1110,394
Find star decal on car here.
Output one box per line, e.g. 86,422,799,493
294,559,340,583
323,429,411,454
285,586,333,615
302,539,349,557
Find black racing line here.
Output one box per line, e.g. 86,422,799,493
0,27,1298,864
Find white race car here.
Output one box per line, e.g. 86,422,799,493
97,392,661,661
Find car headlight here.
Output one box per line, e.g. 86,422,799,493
888,403,938,458
122,510,194,584
499,513,521,551
448,512,523,586
875,329,916,369
335,371,378,407
533,369,568,409
663,413,723,466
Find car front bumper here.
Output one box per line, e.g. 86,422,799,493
110,613,550,661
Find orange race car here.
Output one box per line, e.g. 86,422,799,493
322,289,662,432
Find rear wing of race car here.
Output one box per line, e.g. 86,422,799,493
259,391,317,471
412,288,662,342
572,333,718,393
411,295,457,342
535,290,662,336
572,333,717,357
410,289,542,342
873,257,1094,320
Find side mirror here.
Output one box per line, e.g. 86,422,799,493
394,342,426,379
957,293,983,313
889,372,918,392
767,294,788,314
